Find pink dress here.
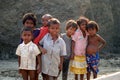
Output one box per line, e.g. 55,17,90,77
70,29,88,74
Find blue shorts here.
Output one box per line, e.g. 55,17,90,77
86,52,100,74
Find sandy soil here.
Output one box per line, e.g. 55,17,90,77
0,57,120,80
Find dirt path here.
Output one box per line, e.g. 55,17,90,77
0,58,120,80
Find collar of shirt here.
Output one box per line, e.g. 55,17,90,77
21,41,33,47
48,33,60,44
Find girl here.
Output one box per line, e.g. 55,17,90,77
70,16,89,80
16,27,41,80
39,18,66,80
61,20,78,80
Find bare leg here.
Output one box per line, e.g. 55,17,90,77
35,71,39,80
93,72,97,79
49,76,57,80
87,72,91,80
80,74,84,80
29,70,36,80
75,74,78,80
42,73,49,80
21,69,28,80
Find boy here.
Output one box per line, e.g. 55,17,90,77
86,21,106,80
16,27,41,80
39,18,66,80
33,14,53,45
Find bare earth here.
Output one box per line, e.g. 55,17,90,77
0,57,120,80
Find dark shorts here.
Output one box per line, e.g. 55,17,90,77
86,52,100,74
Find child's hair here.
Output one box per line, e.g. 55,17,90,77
22,13,37,26
77,16,89,26
42,14,53,19
47,18,60,27
21,27,33,34
66,20,78,30
86,21,99,32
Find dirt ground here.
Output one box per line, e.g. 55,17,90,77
0,57,120,80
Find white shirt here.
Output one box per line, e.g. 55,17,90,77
40,33,66,76
16,41,40,70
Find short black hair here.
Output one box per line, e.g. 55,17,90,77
86,21,99,32
77,16,89,26
66,20,78,30
21,27,33,34
22,13,37,26
47,18,60,27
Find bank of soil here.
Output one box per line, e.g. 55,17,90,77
0,57,120,80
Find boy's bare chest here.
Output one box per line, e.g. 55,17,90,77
89,36,99,45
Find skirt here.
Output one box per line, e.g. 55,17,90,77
70,55,87,74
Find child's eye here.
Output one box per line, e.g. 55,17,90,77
81,24,87,26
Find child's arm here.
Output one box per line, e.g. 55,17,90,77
71,40,75,59
36,54,41,74
59,39,66,70
18,56,21,74
59,56,64,71
38,34,47,54
97,34,106,50
16,45,21,74
18,56,20,67
38,45,47,54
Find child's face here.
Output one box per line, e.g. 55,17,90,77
49,24,60,36
42,17,50,26
87,28,97,36
79,22,87,32
24,19,35,28
21,31,33,44
66,27,77,37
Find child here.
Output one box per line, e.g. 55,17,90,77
33,14,53,45
21,13,40,43
70,16,89,80
61,20,78,80
33,14,53,80
86,21,106,80
21,13,40,80
39,18,66,80
16,27,41,80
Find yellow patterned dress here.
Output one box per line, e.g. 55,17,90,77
70,55,87,74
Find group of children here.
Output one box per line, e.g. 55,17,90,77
16,13,106,80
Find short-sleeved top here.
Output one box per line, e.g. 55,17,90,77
16,41,40,70
72,29,88,56
61,33,72,59
39,33,66,77
33,29,40,40
34,26,49,45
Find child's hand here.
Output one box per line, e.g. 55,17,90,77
41,48,47,54
58,63,62,71
37,65,41,74
19,69,21,74
70,54,74,60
